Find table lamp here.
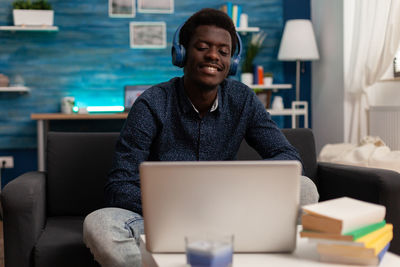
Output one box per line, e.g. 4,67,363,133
278,19,319,101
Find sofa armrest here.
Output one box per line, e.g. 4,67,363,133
1,171,46,267
317,162,400,255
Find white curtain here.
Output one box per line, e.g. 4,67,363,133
344,0,400,144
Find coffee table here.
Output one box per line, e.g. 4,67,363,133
140,228,400,267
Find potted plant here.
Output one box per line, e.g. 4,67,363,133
240,31,267,85
12,0,54,26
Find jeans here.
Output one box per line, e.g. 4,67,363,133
83,207,144,267
83,176,318,266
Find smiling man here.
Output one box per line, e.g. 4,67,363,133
83,8,318,267
182,24,232,117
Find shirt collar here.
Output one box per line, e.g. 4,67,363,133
178,76,223,115
189,95,218,114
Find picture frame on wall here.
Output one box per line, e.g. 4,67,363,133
109,0,136,18
130,22,167,49
138,0,174,14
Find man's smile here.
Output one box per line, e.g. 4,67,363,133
199,63,223,74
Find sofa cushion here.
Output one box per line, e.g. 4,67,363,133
282,128,318,183
46,132,119,216
237,128,318,183
34,217,99,267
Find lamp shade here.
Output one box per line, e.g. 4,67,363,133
278,19,319,61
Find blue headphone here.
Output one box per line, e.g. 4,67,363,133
171,23,242,76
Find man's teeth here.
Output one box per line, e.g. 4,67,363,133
207,66,217,71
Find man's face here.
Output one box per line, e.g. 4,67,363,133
184,25,232,91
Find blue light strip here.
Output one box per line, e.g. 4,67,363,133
73,106,125,113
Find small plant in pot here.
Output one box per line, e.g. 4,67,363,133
12,0,54,26
240,31,267,86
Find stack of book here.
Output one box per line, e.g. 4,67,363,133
300,197,393,265
252,65,264,85
220,2,242,28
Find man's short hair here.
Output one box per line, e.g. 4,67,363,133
179,8,238,56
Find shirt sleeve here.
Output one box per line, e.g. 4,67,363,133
244,92,303,163
105,96,159,215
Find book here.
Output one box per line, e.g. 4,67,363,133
317,229,392,258
236,5,242,28
252,65,258,84
319,242,390,266
357,223,393,248
300,230,354,241
301,219,386,242
220,4,227,14
302,197,386,234
232,5,238,28
226,2,233,19
257,66,264,85
305,221,388,246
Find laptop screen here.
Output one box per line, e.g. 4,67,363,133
124,85,152,111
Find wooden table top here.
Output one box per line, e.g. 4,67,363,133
31,113,128,120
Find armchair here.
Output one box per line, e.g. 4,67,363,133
2,129,400,267
239,128,400,255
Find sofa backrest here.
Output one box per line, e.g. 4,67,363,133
46,132,119,216
237,128,318,183
46,129,317,216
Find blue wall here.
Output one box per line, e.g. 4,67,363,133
0,0,311,185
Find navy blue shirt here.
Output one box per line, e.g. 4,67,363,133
105,77,301,214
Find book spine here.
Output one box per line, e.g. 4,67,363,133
220,4,227,14
257,66,264,85
378,242,390,261
348,220,386,240
232,5,238,28
370,231,393,256
236,5,242,28
232,5,237,27
356,223,392,247
226,2,233,19
253,65,258,84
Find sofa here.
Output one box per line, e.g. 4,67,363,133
2,128,400,267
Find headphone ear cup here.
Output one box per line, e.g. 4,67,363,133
172,44,186,68
228,31,242,76
229,57,239,76
172,23,186,68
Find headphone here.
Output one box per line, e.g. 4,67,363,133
171,23,242,76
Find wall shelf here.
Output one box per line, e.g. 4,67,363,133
0,26,58,32
236,27,260,33
249,84,292,90
249,84,292,110
0,86,30,93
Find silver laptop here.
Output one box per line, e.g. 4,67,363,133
140,160,301,253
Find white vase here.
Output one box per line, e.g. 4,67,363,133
13,9,54,26
263,76,273,86
241,73,253,86
272,96,284,110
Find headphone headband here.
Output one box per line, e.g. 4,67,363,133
172,23,242,76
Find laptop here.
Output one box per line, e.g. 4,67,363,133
139,160,301,253
124,85,152,111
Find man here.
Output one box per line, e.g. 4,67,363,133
83,8,318,267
